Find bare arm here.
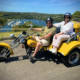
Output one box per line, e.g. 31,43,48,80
53,21,63,27
43,33,52,39
31,28,43,31
55,32,64,39
53,24,55,27
39,33,52,39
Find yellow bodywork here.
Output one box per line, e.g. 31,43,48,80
42,41,80,56
58,41,80,56
0,42,13,55
72,21,80,33
27,39,37,47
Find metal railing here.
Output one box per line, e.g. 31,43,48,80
67,32,80,44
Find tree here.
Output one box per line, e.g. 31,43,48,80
0,18,6,26
72,11,80,21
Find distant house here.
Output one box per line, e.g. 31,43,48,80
0,25,2,28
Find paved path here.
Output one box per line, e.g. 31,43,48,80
0,40,80,80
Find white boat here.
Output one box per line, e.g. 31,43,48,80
24,21,27,23
7,21,15,26
11,21,21,27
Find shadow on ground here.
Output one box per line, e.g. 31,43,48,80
1,51,80,67
4,51,62,65
30,51,62,64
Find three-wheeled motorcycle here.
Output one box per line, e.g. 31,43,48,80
0,21,80,67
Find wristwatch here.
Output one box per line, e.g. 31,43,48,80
42,36,44,39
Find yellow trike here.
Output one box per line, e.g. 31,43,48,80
0,21,80,67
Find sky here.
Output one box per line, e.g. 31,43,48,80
0,0,80,14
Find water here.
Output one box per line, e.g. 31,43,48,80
0,19,46,32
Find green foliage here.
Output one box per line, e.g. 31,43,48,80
0,12,64,22
0,13,3,17
0,18,7,26
0,11,80,27
0,12,7,26
12,21,42,32
33,24,42,28
0,38,2,41
72,11,80,22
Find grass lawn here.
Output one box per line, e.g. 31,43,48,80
0,30,42,39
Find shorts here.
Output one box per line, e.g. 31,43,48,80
33,36,49,46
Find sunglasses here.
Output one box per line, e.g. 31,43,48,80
64,17,70,19
46,22,52,24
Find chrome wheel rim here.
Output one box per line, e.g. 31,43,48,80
68,52,80,65
0,47,8,60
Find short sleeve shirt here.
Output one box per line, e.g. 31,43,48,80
42,26,56,44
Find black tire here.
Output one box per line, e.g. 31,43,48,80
26,47,34,57
61,48,80,67
0,46,10,61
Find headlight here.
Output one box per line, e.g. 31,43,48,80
20,39,25,43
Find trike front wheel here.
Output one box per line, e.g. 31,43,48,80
0,46,10,61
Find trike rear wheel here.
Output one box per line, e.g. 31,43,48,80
62,49,80,67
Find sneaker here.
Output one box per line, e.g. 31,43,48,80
29,55,34,59
48,48,55,52
52,49,57,54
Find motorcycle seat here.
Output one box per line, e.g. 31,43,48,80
56,27,77,42
63,34,77,43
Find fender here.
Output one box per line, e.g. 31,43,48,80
58,41,80,56
0,42,13,55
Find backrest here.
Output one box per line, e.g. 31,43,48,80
56,27,60,33
56,27,75,33
72,21,80,33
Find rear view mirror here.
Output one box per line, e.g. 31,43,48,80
9,34,15,38
22,31,26,35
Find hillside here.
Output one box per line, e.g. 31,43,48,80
0,12,63,21
0,11,80,27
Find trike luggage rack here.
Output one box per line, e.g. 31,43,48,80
67,32,80,44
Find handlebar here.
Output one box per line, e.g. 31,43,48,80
10,24,41,46
30,31,40,36
22,23,33,35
